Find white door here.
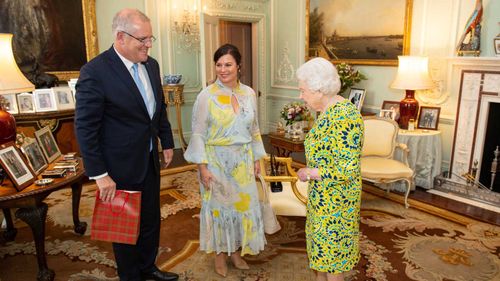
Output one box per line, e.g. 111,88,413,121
203,13,219,86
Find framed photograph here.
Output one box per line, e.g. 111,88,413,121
52,86,75,110
67,78,78,100
347,88,366,110
35,126,61,163
379,109,396,120
17,93,36,113
0,142,36,191
381,100,401,121
33,89,58,112
2,94,18,114
494,38,500,56
306,0,413,66
21,137,48,175
0,0,98,81
417,106,441,130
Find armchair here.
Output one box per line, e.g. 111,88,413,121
257,156,307,216
361,116,414,208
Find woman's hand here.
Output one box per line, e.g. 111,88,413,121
198,164,214,190
297,168,319,182
254,160,261,176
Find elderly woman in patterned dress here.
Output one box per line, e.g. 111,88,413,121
184,44,267,277
295,57,364,281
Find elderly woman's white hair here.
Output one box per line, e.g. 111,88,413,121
296,57,341,96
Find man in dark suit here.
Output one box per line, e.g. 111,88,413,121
75,8,178,281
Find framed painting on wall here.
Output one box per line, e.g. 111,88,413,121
0,0,98,81
306,0,413,66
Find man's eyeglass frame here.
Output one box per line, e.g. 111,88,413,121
120,30,156,45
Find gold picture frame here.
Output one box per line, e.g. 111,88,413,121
306,0,413,66
0,0,98,82
48,0,99,81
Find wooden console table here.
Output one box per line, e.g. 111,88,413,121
0,159,87,281
163,84,187,150
14,110,78,154
268,132,305,157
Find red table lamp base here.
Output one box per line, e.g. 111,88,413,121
399,89,419,130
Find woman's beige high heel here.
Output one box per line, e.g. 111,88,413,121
215,253,228,277
230,253,250,270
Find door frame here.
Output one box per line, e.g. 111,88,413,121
201,11,267,133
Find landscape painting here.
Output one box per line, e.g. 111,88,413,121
306,0,412,65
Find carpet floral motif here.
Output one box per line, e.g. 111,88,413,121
361,192,500,281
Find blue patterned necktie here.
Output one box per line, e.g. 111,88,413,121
132,63,154,118
132,63,153,151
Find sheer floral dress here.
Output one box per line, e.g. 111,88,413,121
184,79,267,255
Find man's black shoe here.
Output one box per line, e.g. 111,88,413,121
141,270,179,281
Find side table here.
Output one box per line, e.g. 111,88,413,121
163,84,187,151
0,158,87,281
268,132,304,157
394,129,442,190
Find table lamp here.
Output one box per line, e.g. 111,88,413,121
390,56,434,129
0,33,35,145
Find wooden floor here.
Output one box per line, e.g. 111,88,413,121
168,136,499,226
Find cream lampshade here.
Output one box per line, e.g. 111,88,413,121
390,56,434,129
0,33,35,144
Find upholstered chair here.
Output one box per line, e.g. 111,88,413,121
361,116,415,208
257,156,307,216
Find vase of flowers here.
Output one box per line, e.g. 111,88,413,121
336,62,367,96
280,102,312,132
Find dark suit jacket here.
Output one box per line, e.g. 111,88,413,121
75,46,174,188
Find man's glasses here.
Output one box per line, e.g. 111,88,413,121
120,30,156,45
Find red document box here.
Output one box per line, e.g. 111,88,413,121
91,190,141,245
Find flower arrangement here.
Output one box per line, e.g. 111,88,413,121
280,102,312,126
336,62,367,94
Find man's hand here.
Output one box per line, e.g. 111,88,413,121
96,175,116,202
163,149,174,168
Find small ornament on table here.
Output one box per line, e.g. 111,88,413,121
276,121,285,136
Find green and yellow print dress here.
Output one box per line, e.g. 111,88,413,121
304,99,364,273
184,79,267,256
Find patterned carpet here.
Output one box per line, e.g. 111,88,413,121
1,165,499,281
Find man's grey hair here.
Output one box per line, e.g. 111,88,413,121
112,8,150,38
296,57,341,96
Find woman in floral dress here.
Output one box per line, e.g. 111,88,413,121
295,58,364,281
184,44,267,277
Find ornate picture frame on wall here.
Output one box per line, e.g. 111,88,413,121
0,142,36,191
0,0,98,81
306,0,413,66
417,106,440,130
